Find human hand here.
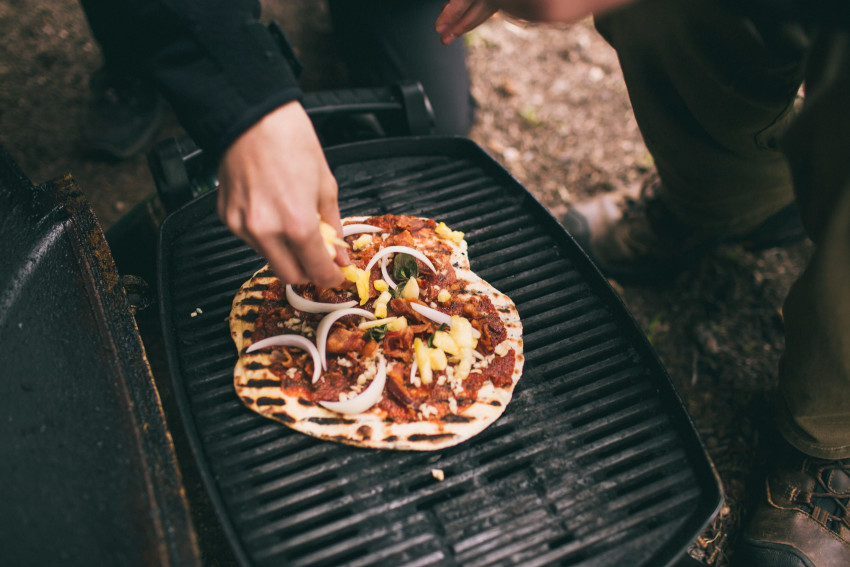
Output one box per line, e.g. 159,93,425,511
217,100,348,287
435,0,498,45
436,0,635,45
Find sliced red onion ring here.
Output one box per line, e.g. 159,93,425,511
286,284,357,313
342,224,382,237
246,334,321,384
316,308,376,370
380,255,397,289
409,302,453,327
319,357,387,415
364,246,436,274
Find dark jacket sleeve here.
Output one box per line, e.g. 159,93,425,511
87,0,303,159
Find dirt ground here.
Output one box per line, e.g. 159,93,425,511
0,2,814,565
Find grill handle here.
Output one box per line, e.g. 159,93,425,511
148,81,434,213
304,82,434,141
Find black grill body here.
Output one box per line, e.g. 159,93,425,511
158,137,722,567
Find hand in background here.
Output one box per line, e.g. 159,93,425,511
436,0,635,45
217,100,348,287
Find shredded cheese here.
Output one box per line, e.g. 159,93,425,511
359,316,397,330
435,222,464,244
373,290,392,318
401,277,420,300
414,338,433,384
388,317,407,332
352,233,373,251
319,218,348,259
341,265,371,305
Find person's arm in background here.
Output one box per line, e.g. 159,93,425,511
435,0,636,44
86,0,346,286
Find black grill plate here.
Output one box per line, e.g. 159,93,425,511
158,137,721,567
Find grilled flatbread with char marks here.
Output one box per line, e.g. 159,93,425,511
230,214,524,450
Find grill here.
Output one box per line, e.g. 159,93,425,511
158,136,722,567
0,146,200,566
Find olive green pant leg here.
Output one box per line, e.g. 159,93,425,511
598,3,850,456
776,25,850,459
594,0,807,234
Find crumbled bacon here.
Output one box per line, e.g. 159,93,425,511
391,229,415,248
394,216,433,234
386,364,415,408
361,339,379,359
383,327,414,361
326,327,365,354
462,302,481,319
313,370,349,400
473,319,494,353
407,322,434,336
389,298,427,323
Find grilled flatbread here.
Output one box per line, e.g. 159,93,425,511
230,214,524,450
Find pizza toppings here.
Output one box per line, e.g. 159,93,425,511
319,219,348,259
233,214,522,436
435,222,464,244
316,307,375,370
318,356,387,415
286,284,357,313
340,265,371,305
409,302,453,327
380,256,397,289
246,334,321,384
351,234,374,251
364,245,437,275
342,223,383,237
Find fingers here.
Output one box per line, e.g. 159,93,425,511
217,180,311,284
436,0,497,45
286,214,345,288
317,191,350,267
215,101,345,288
218,189,344,287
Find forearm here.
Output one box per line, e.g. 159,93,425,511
436,0,637,44
83,0,302,159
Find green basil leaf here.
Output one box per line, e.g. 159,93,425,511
363,325,389,342
392,253,419,283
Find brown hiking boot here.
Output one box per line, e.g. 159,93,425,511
733,443,850,567
561,177,806,283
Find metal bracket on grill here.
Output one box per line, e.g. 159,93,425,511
119,274,154,314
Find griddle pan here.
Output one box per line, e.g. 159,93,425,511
158,136,722,567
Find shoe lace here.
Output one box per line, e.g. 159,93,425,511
808,458,850,531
